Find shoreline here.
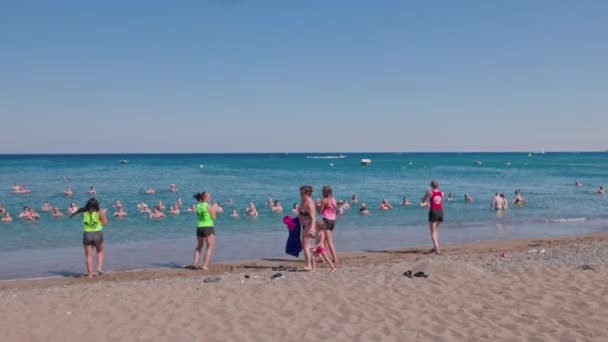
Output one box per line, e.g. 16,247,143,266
3,231,607,291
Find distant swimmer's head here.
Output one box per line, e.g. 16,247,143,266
299,185,313,197
193,192,210,202
430,180,440,189
500,193,505,198
515,189,521,195
274,200,280,206
322,186,333,198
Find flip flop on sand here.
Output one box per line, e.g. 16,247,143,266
203,276,221,283
270,273,285,280
414,272,429,278
403,271,413,278
576,264,594,271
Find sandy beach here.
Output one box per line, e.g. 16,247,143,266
2,233,608,342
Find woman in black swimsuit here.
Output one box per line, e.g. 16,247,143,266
298,185,316,271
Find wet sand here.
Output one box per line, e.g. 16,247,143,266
2,233,608,341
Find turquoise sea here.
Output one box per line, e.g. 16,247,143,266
0,153,607,280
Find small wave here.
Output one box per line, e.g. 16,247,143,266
546,217,587,223
306,155,347,159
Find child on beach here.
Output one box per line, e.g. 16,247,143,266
311,221,336,272
320,185,338,263
69,198,108,278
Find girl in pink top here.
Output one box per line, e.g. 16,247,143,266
320,185,338,263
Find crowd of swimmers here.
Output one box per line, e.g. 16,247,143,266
1,180,606,277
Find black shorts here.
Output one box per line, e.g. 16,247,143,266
323,218,336,231
83,231,104,247
197,227,215,238
428,209,444,223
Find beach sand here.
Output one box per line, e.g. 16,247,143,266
2,233,608,341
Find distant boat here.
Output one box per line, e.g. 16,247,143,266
528,153,533,157
505,162,512,166
118,159,128,164
360,158,372,166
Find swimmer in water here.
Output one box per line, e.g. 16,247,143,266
491,193,508,211
186,204,195,213
351,195,359,203
12,184,21,192
19,207,31,220
598,186,605,194
575,181,583,187
271,200,283,213
41,201,52,212
402,197,412,206
378,198,393,210
146,186,155,194
52,207,64,218
2,212,12,223
336,201,345,215
359,203,369,215
64,187,73,196
157,201,166,211
464,193,473,203
292,203,299,214
114,206,127,217
342,201,351,211
169,184,178,192
169,204,180,215
176,197,183,206
213,202,224,214
226,199,233,205
447,193,454,201
68,202,79,215
513,190,526,205
140,204,151,214
230,208,239,217
149,206,166,220
266,198,273,207
28,208,40,219
0,203,5,216
246,202,258,217
88,186,96,196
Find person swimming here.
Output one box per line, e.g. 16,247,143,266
271,200,283,213
149,206,166,220
176,197,183,206
230,208,239,217
88,186,96,196
226,199,233,205
351,195,359,203
491,193,508,210
186,204,195,213
575,181,583,187
246,202,258,217
336,201,345,215
41,201,52,212
213,202,224,214
2,211,12,223
67,202,79,215
169,184,178,192
266,198,273,207
51,207,63,218
447,193,454,201
146,186,155,194
598,186,605,194
64,187,73,196
464,193,473,203
29,208,40,219
378,198,393,210
19,207,32,220
513,190,526,205
169,204,180,215
402,197,412,206
157,201,166,211
139,204,151,214
359,203,369,215
0,203,6,216
114,206,127,217
292,202,299,214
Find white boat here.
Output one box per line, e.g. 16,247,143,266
360,158,372,166
118,159,128,164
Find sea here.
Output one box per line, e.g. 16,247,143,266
0,152,607,280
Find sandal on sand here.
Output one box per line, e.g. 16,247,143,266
577,264,594,271
403,271,413,278
271,273,285,280
203,276,221,283
414,272,429,278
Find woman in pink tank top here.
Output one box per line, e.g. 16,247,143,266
320,185,338,263
421,180,444,255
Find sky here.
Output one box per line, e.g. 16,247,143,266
1,1,607,153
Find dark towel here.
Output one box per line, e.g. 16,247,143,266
285,217,302,257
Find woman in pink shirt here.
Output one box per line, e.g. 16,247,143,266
320,185,338,263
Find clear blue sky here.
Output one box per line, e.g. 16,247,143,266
1,1,607,153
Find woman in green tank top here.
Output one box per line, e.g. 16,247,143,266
70,198,108,278
191,191,217,270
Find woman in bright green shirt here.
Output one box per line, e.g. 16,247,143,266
192,192,217,270
70,198,108,278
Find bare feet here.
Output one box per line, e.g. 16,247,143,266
202,266,210,270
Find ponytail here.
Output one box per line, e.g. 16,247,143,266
193,192,207,202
